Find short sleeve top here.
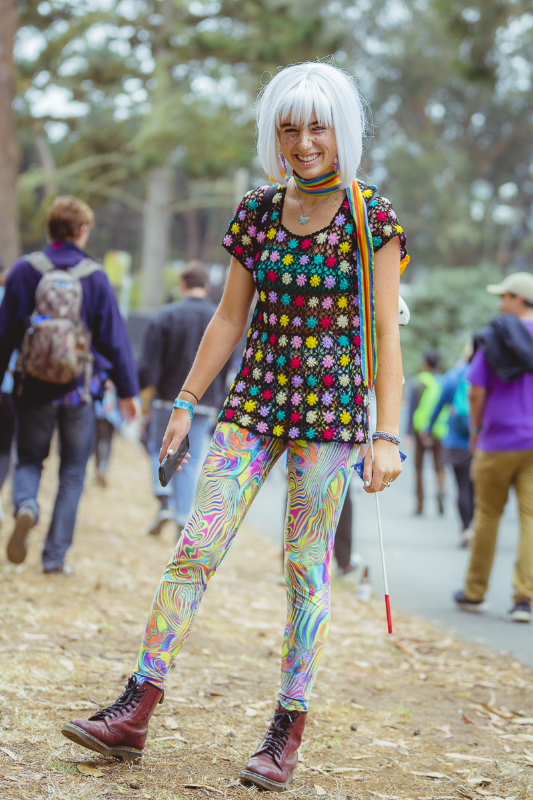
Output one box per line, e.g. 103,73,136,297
219,182,407,444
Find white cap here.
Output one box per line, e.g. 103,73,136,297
486,272,533,303
398,295,410,326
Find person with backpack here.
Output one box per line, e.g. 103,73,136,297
425,346,474,547
61,62,407,788
0,196,140,574
407,349,447,515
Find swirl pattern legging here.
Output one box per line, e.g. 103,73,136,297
135,422,359,711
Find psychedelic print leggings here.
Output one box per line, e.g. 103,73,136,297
135,422,359,712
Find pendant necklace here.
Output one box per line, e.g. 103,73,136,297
294,180,340,225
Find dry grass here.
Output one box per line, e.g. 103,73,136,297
0,436,532,800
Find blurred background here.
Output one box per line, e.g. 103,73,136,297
1,0,532,372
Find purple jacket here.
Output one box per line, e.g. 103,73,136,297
0,241,139,409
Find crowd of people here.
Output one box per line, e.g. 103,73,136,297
0,58,531,792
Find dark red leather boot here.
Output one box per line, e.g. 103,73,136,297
61,676,163,762
240,704,307,791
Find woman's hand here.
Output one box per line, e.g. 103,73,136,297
159,409,192,470
362,439,402,493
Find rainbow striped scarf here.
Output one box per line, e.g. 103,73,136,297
293,169,343,196
346,179,378,391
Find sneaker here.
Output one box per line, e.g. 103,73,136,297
337,554,364,582
147,509,173,536
7,505,36,564
453,589,489,613
43,563,75,576
459,528,474,548
507,600,531,623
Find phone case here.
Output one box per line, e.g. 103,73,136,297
158,435,190,488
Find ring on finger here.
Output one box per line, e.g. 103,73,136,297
381,479,393,487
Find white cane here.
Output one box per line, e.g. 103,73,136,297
366,399,393,634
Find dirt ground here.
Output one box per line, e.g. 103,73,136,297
1,435,533,800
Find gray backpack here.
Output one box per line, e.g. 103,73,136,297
17,252,101,395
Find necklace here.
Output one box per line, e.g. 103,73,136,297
294,180,340,225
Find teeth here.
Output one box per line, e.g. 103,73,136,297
297,154,319,163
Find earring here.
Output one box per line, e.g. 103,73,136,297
279,152,287,178
334,155,339,169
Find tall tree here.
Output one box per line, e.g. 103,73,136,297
0,0,20,267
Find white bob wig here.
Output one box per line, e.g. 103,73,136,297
256,61,368,190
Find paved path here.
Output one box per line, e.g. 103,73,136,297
245,445,533,667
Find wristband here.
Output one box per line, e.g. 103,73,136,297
372,431,401,446
173,398,195,420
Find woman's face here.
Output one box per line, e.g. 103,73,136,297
278,110,337,179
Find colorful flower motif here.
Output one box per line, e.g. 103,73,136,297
314,254,324,264
222,235,233,246
306,410,317,423
292,376,303,387
320,316,331,329
305,336,317,349
340,393,350,405
273,425,284,437
257,231,266,243
259,406,270,417
353,334,361,346
307,393,318,406
273,193,282,203
291,335,302,348
324,276,335,289
296,274,306,285
276,391,287,404
270,334,277,344
263,389,273,399
373,236,382,246
242,365,250,375
245,347,252,358
395,224,404,233
248,225,257,236
321,297,332,309
280,314,289,327
344,222,354,234
244,400,257,412
339,241,351,254
353,316,360,327
252,331,258,340
323,411,335,423
355,395,363,406
328,232,339,245
255,350,263,362
276,231,286,242
301,239,311,250
291,393,301,405
278,374,288,386
337,297,348,309
241,235,251,246
322,355,334,368
290,356,301,369
340,429,351,441
322,391,333,406
307,375,317,387
246,258,254,269
250,385,259,395
282,272,292,284
376,210,388,222
354,375,362,386
276,410,285,420
339,278,349,290
383,224,393,236
339,374,349,386
325,256,336,268
269,314,277,325
267,228,276,240
277,355,286,367
270,251,280,262
289,427,299,438
334,214,346,225
240,414,252,426
234,244,243,256
267,270,277,282
308,318,317,329
323,374,334,387
310,275,320,287
307,356,317,367
323,335,333,349
282,254,293,266
257,422,268,433
307,427,316,438
339,260,350,273
290,410,301,422
279,335,288,346
294,295,305,308
340,355,350,367
293,316,302,326
231,223,240,234
323,428,334,440
355,430,364,442
340,411,351,424
281,293,290,305
338,315,348,328
265,373,274,384
259,291,266,302
230,397,241,407
338,335,349,347
226,409,235,418
316,232,327,243
299,255,309,265
288,238,298,249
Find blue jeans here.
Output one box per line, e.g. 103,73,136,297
14,401,95,569
148,405,212,527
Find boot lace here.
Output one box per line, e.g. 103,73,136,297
261,708,300,762
90,676,146,722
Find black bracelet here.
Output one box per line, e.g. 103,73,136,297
180,389,199,403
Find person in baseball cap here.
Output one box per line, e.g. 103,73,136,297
486,272,533,305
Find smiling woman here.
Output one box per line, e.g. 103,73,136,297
61,60,408,795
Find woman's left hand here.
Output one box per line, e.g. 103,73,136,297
362,439,402,493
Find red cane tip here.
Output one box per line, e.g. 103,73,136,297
385,594,393,634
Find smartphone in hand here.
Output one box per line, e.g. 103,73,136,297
158,435,190,488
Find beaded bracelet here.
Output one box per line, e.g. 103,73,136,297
173,398,195,421
372,431,401,446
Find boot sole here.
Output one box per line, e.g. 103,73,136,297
240,769,293,792
7,511,34,564
61,723,143,763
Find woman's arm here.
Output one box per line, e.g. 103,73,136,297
161,258,256,461
363,237,403,493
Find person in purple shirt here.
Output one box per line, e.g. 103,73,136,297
0,196,140,574
454,272,533,623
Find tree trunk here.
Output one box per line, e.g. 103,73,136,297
0,0,20,268
139,165,173,309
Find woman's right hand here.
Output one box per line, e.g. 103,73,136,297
159,408,192,469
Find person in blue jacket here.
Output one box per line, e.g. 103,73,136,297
0,196,140,574
426,347,474,547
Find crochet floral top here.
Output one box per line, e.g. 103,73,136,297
219,182,407,444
